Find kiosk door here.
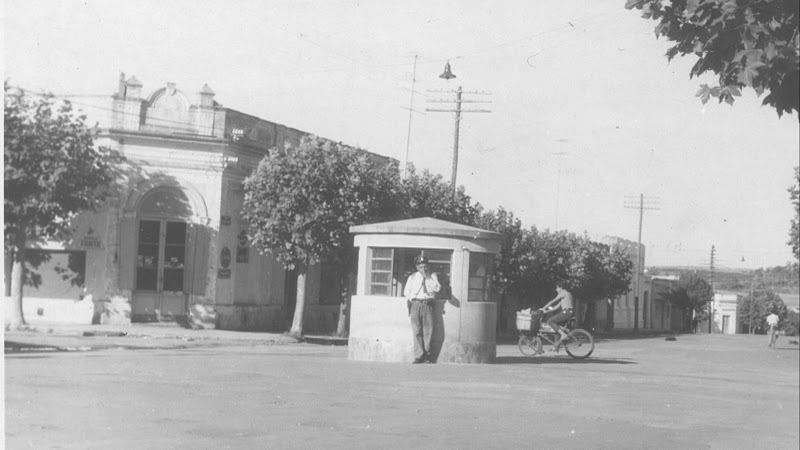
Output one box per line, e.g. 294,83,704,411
134,219,187,320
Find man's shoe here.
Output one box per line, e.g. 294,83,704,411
413,358,425,364
424,358,434,364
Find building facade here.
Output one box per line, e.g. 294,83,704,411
14,74,392,332
697,292,740,334
598,236,654,331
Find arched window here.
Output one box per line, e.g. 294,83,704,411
138,186,192,219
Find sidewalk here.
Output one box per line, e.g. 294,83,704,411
4,321,347,352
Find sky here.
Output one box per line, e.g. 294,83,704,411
4,0,799,270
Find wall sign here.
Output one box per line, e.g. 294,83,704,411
220,247,232,268
79,226,104,250
218,246,232,279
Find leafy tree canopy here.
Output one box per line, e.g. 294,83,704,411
4,84,125,248
400,164,481,224
668,273,714,321
241,136,403,270
738,288,787,332
626,0,800,117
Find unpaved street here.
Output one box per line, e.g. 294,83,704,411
5,334,798,449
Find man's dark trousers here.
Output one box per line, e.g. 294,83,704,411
410,300,433,361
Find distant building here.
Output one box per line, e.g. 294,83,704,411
649,275,683,331
598,236,653,331
8,74,393,331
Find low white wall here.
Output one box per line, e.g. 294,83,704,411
6,296,94,325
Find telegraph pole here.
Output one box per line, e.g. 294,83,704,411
402,54,418,179
624,194,660,330
708,245,715,334
427,66,491,196
552,139,569,229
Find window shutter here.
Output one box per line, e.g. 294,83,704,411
186,223,210,296
118,214,137,290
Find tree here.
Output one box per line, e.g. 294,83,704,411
506,228,633,328
399,164,481,224
625,0,800,117
473,207,533,300
241,136,402,338
738,288,787,333
4,84,124,329
785,309,799,336
668,274,714,331
789,166,800,260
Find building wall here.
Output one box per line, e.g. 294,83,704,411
10,74,387,333
601,236,649,331
702,293,739,334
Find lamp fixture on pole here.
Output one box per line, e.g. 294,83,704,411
439,61,456,80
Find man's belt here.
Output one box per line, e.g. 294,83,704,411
411,298,434,302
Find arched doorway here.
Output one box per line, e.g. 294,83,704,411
132,186,194,321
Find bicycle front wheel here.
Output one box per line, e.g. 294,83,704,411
564,329,594,359
518,335,542,356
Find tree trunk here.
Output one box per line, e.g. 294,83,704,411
335,250,357,338
336,295,349,338
289,267,307,338
6,243,27,329
4,249,12,297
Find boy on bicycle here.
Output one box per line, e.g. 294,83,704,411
541,284,574,346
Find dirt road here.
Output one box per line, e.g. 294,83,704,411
4,333,798,449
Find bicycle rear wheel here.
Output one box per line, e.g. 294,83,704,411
518,335,542,356
564,329,594,359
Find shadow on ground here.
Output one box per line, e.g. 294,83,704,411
4,341,72,353
495,356,636,365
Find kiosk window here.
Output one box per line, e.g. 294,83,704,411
468,252,494,302
367,247,452,297
368,248,394,295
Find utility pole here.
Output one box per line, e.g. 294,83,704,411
552,139,569,229
624,194,660,331
402,54,418,179
708,245,715,334
427,81,491,196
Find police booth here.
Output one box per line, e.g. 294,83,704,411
347,217,502,364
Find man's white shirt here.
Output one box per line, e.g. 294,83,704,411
404,272,441,300
767,314,779,326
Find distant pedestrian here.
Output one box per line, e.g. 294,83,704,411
767,310,780,348
404,254,440,364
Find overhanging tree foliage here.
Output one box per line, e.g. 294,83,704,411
626,0,800,117
241,136,402,338
4,84,124,329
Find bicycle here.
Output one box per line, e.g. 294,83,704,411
516,310,594,359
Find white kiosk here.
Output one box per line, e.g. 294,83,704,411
348,217,502,364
